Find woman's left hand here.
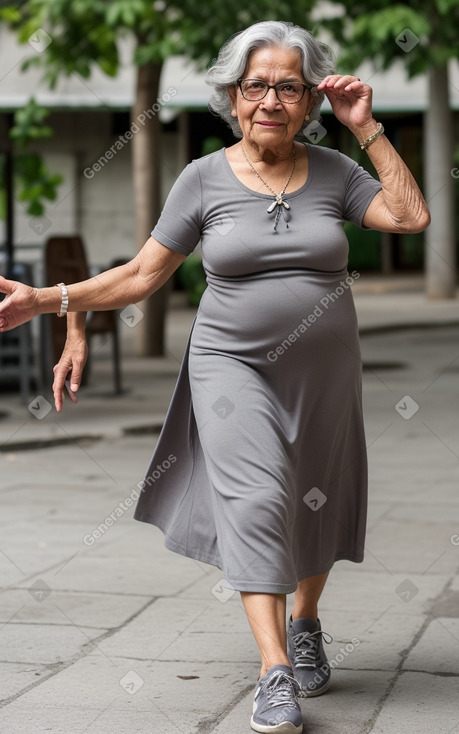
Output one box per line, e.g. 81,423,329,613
317,75,374,134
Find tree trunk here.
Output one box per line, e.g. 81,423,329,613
424,64,456,298
131,61,169,355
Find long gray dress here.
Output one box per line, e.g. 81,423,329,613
134,144,382,594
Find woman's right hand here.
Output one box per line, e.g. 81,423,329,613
52,312,88,412
0,276,42,331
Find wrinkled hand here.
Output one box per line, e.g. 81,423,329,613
0,276,41,331
317,75,374,133
52,328,88,412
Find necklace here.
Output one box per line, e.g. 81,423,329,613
241,144,296,232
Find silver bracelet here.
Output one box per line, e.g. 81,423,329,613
360,122,384,150
56,282,69,317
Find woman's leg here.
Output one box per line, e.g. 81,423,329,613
287,572,332,698
240,591,291,678
291,572,329,620
242,592,304,732
240,574,330,677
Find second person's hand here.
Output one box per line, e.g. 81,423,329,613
0,276,44,331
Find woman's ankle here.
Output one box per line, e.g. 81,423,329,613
290,609,318,621
260,657,292,679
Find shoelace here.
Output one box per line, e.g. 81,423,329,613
263,670,300,709
292,629,333,669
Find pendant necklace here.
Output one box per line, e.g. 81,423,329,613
241,144,296,232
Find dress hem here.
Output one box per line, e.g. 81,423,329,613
134,510,364,593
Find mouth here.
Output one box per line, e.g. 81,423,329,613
256,121,284,128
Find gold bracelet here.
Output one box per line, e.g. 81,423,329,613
360,122,384,150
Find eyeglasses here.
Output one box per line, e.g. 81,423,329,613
237,78,311,104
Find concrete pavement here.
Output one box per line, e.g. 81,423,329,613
1,276,459,733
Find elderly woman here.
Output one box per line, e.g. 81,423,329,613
0,20,429,734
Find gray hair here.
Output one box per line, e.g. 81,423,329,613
205,21,336,139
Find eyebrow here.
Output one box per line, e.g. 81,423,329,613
244,76,306,85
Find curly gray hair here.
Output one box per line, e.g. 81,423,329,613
205,21,336,139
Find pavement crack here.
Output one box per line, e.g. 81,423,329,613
401,669,459,678
363,575,454,733
0,595,158,709
3,621,113,630
195,681,255,733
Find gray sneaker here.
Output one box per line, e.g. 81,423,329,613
287,617,333,697
250,664,303,733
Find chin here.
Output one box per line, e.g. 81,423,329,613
251,129,288,142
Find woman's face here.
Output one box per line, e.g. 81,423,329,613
228,45,314,150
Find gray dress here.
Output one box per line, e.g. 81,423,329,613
134,144,382,594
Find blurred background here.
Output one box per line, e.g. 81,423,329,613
0,4,459,732
0,0,458,407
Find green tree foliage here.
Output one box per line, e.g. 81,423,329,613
322,0,458,298
14,153,63,217
1,99,63,217
1,0,322,351
321,0,459,75
2,0,318,80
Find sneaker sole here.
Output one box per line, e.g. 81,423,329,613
298,677,331,698
250,715,303,733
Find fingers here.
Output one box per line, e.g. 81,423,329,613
0,276,14,296
53,360,80,412
52,346,87,411
68,362,84,394
65,379,79,404
317,74,366,92
52,361,71,412
0,278,12,330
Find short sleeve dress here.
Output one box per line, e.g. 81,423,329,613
134,144,382,594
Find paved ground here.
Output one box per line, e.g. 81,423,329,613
1,277,459,733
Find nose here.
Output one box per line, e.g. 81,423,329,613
260,87,281,111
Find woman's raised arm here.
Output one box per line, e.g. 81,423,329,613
0,237,186,332
317,75,431,234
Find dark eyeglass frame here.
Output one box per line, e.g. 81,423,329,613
237,78,312,104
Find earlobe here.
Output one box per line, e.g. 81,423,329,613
228,85,238,119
